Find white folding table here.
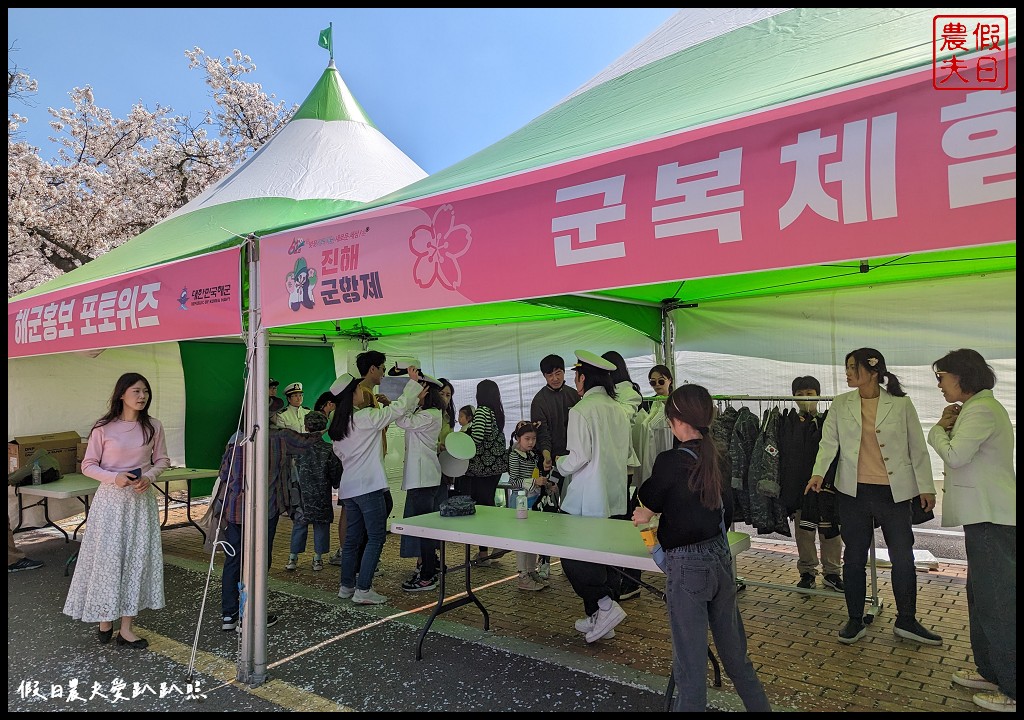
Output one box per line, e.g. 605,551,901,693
392,505,751,706
14,467,219,541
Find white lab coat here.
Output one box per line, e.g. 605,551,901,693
396,408,443,491
638,397,673,486
557,386,631,518
334,379,421,500
613,381,642,470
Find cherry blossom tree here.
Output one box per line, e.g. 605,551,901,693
8,48,294,297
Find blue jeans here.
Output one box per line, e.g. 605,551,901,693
221,514,280,619
666,534,771,712
965,522,1016,700
341,490,388,592
838,484,917,621
289,520,331,556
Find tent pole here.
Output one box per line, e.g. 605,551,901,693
239,234,270,686
658,302,673,373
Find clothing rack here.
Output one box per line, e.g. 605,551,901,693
714,393,883,620
712,395,836,402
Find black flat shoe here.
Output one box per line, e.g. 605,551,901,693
97,626,114,644
115,635,149,649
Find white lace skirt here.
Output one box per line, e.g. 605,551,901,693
63,483,165,622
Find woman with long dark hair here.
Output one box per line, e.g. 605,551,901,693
328,367,424,605
458,378,507,565
64,372,171,649
397,376,449,592
634,384,771,712
638,364,675,486
557,350,632,643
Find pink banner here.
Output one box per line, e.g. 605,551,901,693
8,248,242,358
260,53,1015,329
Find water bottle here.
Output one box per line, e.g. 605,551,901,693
515,492,529,519
31,461,42,485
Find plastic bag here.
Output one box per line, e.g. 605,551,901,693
8,449,63,487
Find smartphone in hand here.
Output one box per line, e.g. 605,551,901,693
128,468,143,483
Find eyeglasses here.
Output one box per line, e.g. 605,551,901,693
934,371,948,382
649,378,668,387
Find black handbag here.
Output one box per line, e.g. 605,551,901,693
910,495,934,525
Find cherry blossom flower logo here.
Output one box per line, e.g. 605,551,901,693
409,204,472,291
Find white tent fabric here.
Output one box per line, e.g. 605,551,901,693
164,119,427,220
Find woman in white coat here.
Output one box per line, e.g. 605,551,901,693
556,350,632,643
928,349,1015,712
602,350,645,601
328,368,424,605
396,375,448,593
637,364,675,487
805,348,940,647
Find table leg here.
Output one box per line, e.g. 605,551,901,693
41,497,70,542
71,495,91,541
607,567,722,704
183,479,205,541
414,541,490,661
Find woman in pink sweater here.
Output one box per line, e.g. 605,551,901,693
63,372,170,649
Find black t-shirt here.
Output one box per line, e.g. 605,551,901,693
636,441,733,550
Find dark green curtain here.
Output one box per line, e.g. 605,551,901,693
178,341,336,494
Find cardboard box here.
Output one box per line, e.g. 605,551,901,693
75,440,88,474
8,431,81,475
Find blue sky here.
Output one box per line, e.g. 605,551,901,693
8,8,678,175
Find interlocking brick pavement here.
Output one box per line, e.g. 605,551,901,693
144,500,982,713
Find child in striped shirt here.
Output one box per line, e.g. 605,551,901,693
507,421,550,591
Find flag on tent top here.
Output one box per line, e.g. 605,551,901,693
318,24,333,59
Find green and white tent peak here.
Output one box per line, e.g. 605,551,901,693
12,58,428,301
164,59,426,222
292,59,376,125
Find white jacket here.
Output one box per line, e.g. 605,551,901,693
927,389,1016,528
613,381,642,470
811,388,934,502
334,379,421,500
397,408,443,491
557,386,631,518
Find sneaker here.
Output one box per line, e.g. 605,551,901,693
822,574,844,592
586,601,626,643
402,574,438,593
528,570,550,588
221,615,238,631
8,557,44,573
537,562,550,580
338,585,355,599
619,586,642,602
352,587,388,605
796,572,816,589
312,558,324,572
328,550,343,567
285,556,298,571
973,691,1016,713
574,614,615,640
838,617,866,644
472,552,495,567
235,613,278,633
517,573,547,591
952,670,999,691
893,617,943,646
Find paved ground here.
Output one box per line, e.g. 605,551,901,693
9,499,984,713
